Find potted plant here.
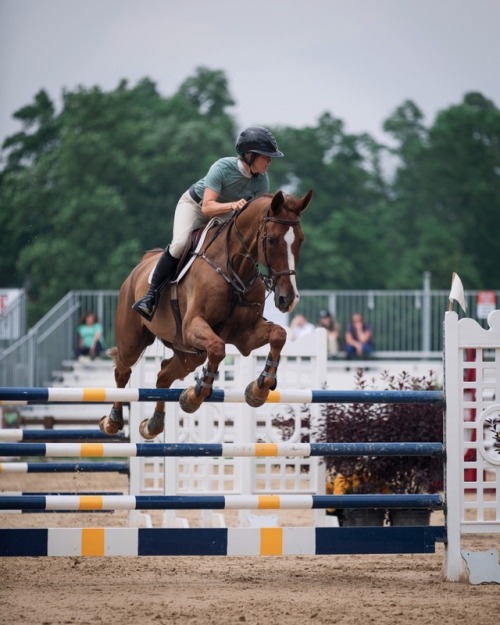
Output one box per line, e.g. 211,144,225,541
318,369,443,526
376,370,444,525
320,371,391,526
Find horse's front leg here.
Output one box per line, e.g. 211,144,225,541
240,321,287,408
179,318,226,414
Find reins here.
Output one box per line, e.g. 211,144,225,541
194,199,301,300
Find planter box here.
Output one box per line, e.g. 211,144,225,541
341,508,386,527
388,508,431,526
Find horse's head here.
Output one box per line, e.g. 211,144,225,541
260,189,313,313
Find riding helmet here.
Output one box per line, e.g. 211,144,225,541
235,127,284,158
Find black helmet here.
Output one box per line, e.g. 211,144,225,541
235,126,284,158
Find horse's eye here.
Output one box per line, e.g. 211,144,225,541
267,236,277,246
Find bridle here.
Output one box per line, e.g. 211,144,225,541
195,201,301,298
258,211,301,291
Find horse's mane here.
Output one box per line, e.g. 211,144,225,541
237,193,272,215
240,191,303,220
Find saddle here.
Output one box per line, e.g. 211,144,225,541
174,217,224,283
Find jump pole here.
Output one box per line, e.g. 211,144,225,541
0,387,445,404
0,493,444,511
0,462,129,474
0,441,445,458
0,526,447,557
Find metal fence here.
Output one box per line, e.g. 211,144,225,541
296,287,498,354
0,287,497,387
0,290,27,352
296,290,444,354
0,291,118,387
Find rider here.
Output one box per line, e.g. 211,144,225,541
132,126,284,321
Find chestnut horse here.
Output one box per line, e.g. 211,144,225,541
99,189,313,439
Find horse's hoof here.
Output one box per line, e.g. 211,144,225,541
179,387,200,413
244,382,268,408
99,415,122,435
139,410,165,440
139,419,156,440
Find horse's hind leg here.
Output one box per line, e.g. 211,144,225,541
138,355,169,440
139,351,205,439
99,306,155,435
99,357,132,434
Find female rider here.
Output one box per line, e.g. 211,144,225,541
133,126,284,321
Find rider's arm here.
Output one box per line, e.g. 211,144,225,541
201,187,246,217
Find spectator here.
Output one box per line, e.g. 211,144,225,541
317,309,341,359
76,311,105,360
290,314,315,340
344,313,374,359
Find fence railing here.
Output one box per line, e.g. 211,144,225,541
295,289,448,353
0,288,497,387
0,291,118,387
296,288,498,353
0,290,27,352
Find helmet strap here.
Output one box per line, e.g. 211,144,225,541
242,152,261,177
237,158,252,178
242,152,257,166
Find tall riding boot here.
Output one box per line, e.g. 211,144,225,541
132,247,179,321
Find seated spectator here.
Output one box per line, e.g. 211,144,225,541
290,313,315,340
344,313,374,359
76,311,105,359
317,309,341,359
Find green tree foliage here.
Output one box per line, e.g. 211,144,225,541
0,69,237,322
383,93,500,288
271,114,390,288
1,66,499,324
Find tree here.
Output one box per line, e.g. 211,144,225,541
269,114,391,288
1,89,60,173
384,93,500,288
175,66,235,121
0,70,238,322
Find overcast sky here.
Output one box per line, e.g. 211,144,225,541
1,0,499,148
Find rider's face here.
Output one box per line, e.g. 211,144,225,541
251,154,272,174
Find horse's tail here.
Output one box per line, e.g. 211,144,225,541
106,346,119,364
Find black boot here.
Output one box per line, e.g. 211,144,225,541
132,247,179,321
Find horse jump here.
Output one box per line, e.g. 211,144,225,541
1,310,500,583
0,384,446,555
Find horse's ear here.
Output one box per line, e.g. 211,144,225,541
300,189,313,212
270,190,285,214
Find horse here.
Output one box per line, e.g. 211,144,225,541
99,189,313,440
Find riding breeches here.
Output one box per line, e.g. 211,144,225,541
169,190,232,259
168,191,210,259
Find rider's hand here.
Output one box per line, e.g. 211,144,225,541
230,198,247,212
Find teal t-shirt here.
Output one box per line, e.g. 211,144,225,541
77,323,104,348
192,157,269,203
